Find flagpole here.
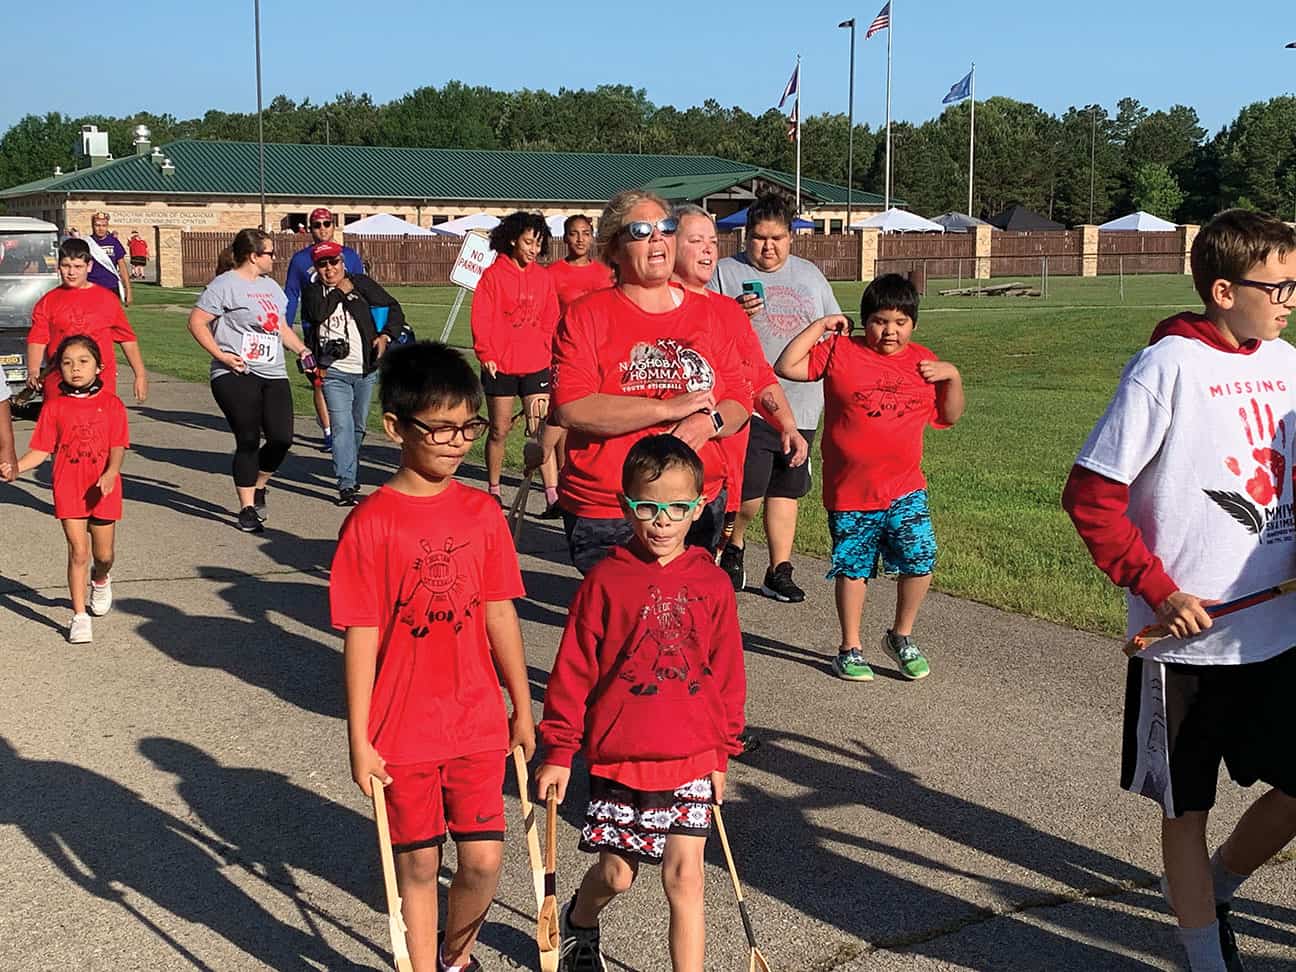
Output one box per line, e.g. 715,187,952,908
795,54,802,216
884,3,893,211
967,63,975,217
841,19,856,231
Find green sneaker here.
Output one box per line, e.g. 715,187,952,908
883,631,930,680
832,648,874,681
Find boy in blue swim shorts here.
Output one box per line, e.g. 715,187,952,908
777,274,964,681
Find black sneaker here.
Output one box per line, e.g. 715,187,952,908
558,896,606,972
236,506,264,533
1217,902,1246,972
252,486,268,522
718,543,746,592
760,561,805,602
337,487,359,507
538,501,564,520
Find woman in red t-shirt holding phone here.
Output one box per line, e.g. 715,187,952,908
549,190,750,574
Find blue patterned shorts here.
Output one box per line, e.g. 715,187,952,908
827,489,937,579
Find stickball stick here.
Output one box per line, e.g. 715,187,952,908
370,776,415,972
712,805,772,972
1123,578,1296,656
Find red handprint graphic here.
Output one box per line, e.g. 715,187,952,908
1224,398,1288,506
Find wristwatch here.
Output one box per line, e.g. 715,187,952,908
697,408,724,434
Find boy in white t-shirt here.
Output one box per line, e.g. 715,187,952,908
1064,209,1296,972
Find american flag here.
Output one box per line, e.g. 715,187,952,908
865,2,890,38
786,103,798,141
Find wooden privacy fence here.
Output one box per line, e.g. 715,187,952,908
1097,231,1185,275
876,233,977,279
989,230,1084,277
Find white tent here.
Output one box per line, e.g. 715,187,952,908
849,208,946,233
546,215,569,238
433,213,501,236
1099,211,1177,232
341,213,439,236
931,212,991,233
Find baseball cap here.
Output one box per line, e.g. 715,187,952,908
311,241,343,264
309,208,333,224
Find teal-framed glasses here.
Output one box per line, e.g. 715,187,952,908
622,495,704,522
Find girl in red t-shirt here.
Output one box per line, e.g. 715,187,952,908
7,335,130,645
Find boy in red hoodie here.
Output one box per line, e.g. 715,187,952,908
1064,209,1296,972
536,435,745,972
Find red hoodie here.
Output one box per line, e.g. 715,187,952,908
539,545,746,790
1062,312,1258,609
470,256,561,375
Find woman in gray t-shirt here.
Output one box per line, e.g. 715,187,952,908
187,228,313,533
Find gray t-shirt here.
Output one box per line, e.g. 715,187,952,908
708,253,840,429
196,270,289,380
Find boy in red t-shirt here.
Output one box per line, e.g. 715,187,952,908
330,341,535,972
536,435,745,972
6,335,129,645
777,274,964,683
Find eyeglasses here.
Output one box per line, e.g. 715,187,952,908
403,415,490,445
1233,279,1296,305
257,249,275,257
311,221,333,229
314,256,342,268
620,217,678,241
622,495,704,522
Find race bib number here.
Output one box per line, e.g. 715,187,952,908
241,330,280,365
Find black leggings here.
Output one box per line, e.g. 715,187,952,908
210,372,294,488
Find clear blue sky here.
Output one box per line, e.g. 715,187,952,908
4,0,1294,137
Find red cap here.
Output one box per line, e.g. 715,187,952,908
309,207,333,224
311,241,343,263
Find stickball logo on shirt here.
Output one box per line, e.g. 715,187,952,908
759,284,818,337
620,586,709,696
1204,398,1296,544
619,340,714,394
853,377,926,419
395,536,480,636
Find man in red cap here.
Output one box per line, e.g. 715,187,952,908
284,207,363,451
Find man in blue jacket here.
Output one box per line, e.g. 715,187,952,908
285,207,363,451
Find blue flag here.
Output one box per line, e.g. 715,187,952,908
942,70,973,104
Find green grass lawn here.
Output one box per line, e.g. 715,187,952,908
126,274,1205,636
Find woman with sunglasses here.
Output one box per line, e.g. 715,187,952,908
187,228,314,533
470,211,562,513
549,190,751,574
301,240,405,506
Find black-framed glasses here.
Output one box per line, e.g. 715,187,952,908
313,256,343,269
1233,279,1296,304
620,217,678,241
404,414,490,445
621,495,703,522
311,220,333,229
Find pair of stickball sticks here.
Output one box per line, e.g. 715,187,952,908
368,747,772,972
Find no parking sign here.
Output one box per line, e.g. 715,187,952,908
440,230,497,342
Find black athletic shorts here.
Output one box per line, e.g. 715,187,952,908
740,415,815,503
561,492,727,575
1121,646,1296,817
482,368,550,399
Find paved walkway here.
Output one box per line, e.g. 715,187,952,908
0,374,1291,971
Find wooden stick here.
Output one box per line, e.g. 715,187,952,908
511,747,546,913
370,777,415,972
537,786,560,971
1123,578,1296,656
712,805,771,972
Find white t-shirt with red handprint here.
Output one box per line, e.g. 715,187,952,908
1076,315,1296,664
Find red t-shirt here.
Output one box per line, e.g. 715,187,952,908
539,545,746,790
470,257,560,376
29,389,130,520
28,286,137,397
547,259,614,313
127,236,148,258
329,482,526,765
807,337,949,511
704,291,777,512
550,286,746,518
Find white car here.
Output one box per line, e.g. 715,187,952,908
0,216,60,407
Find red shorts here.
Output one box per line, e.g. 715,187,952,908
384,749,506,852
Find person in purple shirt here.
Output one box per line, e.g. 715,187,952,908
87,212,132,306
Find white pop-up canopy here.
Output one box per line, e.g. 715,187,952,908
849,208,946,233
434,213,502,236
342,213,439,236
546,214,568,237
1099,211,1177,232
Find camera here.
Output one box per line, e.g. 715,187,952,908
317,338,350,368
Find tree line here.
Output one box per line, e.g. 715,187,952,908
2,83,1293,225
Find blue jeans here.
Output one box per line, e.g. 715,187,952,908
321,369,377,491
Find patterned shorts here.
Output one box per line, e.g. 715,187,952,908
827,489,937,579
579,774,713,863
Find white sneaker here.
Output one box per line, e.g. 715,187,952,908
89,577,113,616
68,613,93,644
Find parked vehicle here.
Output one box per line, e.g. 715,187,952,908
0,217,60,410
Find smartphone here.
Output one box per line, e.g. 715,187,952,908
740,280,766,303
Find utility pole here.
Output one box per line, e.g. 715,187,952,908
839,18,856,231
254,0,266,229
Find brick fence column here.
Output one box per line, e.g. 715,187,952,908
1079,224,1099,277
974,224,993,279
157,227,184,288
858,227,880,281
1178,224,1199,275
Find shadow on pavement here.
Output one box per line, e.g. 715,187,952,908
0,582,66,629
0,736,371,970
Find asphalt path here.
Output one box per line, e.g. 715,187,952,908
0,373,1291,971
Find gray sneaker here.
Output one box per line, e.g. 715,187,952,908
558,897,606,972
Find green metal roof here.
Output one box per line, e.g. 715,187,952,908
640,170,764,201
0,138,886,206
